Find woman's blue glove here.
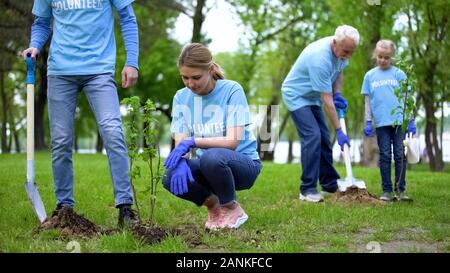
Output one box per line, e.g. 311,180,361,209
170,158,194,196
164,138,196,169
336,128,350,151
364,120,374,137
407,119,416,135
333,92,348,111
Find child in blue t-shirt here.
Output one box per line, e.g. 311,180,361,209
162,43,262,230
361,40,416,202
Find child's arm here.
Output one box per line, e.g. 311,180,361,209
363,96,374,137
364,96,372,121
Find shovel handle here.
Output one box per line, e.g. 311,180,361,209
337,108,345,119
26,53,35,85
26,54,35,170
338,111,353,179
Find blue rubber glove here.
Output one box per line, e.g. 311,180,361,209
164,138,196,169
333,92,348,112
364,120,374,137
170,158,194,196
336,128,350,151
407,119,416,135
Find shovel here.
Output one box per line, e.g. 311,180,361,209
24,53,47,223
336,109,366,192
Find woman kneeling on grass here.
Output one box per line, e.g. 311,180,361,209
163,43,262,230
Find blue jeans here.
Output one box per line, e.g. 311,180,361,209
376,125,407,193
290,106,339,195
162,148,262,206
47,73,133,208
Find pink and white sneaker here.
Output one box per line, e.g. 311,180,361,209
218,202,248,229
205,207,221,230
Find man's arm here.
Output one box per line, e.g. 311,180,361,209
332,72,343,95
117,4,139,88
22,16,51,61
321,92,341,129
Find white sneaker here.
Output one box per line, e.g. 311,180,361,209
299,193,324,202
320,190,335,197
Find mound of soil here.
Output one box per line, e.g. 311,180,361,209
131,222,168,245
332,186,384,205
37,208,202,246
38,207,100,237
132,222,202,246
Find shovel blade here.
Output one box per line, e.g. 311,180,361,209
352,179,367,190
337,179,352,192
25,181,47,223
338,178,367,192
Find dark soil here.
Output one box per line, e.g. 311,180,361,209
131,222,168,245
132,222,202,247
332,186,384,205
37,207,202,246
38,207,101,238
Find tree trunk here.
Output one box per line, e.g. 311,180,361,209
13,125,21,153
35,46,48,150
360,136,379,167
8,113,20,153
7,127,12,152
191,0,206,43
272,111,290,152
0,71,9,153
440,99,444,152
156,105,175,150
423,95,444,171
422,63,444,171
96,130,104,153
287,136,294,163
257,96,279,161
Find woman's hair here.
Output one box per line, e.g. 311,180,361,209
334,25,360,45
372,39,396,59
178,43,225,80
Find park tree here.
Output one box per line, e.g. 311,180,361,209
228,0,326,160
395,0,449,171
0,0,46,152
137,0,212,43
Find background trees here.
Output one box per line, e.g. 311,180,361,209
0,0,448,171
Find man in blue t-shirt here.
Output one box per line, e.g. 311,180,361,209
22,0,139,227
281,25,360,202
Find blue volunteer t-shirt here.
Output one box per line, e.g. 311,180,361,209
32,0,133,75
361,66,407,127
171,79,260,161
281,36,349,111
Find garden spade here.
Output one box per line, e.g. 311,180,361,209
336,109,366,192
24,53,47,223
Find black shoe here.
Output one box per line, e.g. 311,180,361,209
53,204,73,216
118,204,138,228
56,203,72,210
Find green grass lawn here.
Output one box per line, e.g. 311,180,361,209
0,152,449,253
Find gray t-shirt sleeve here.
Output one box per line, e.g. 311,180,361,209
364,96,372,121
